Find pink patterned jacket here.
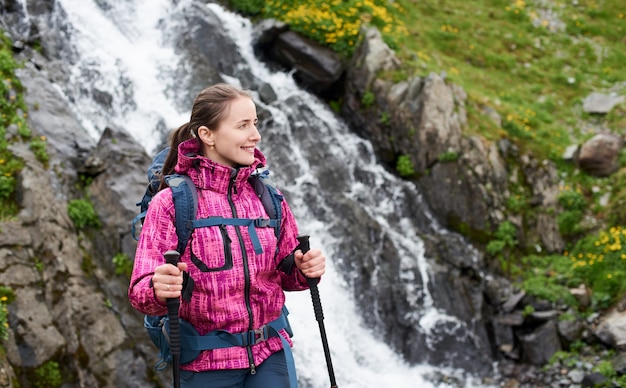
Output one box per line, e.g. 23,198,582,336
128,139,310,372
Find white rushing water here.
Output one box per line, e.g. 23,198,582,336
53,0,492,386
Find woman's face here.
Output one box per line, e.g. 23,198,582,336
199,96,260,167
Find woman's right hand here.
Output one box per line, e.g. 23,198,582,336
152,262,188,303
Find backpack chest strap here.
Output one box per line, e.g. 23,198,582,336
191,217,279,254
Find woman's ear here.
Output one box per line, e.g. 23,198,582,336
197,125,214,146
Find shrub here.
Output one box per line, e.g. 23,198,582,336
0,175,15,200
487,221,518,274
438,151,459,162
396,154,415,177
112,253,133,278
33,361,62,388
67,198,101,229
568,226,626,308
30,136,49,165
254,0,408,57
557,189,587,236
557,210,583,236
361,91,375,108
558,190,586,211
522,272,576,305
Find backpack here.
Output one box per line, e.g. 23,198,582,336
131,146,290,369
131,146,283,251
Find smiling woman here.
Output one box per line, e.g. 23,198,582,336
128,83,328,388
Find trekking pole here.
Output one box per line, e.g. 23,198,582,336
297,236,338,388
164,250,182,388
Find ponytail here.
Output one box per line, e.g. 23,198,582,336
159,122,196,190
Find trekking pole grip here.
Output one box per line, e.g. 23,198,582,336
296,236,318,282
297,236,324,319
164,250,181,358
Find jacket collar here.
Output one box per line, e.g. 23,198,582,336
174,139,267,194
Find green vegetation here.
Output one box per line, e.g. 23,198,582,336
0,33,27,218
361,91,375,108
395,154,415,177
549,344,626,386
33,361,62,388
0,31,49,220
232,0,408,57
67,198,102,230
112,253,133,278
508,225,626,311
438,151,459,162
486,221,518,275
394,0,625,161
557,188,587,236
568,226,626,309
0,286,15,341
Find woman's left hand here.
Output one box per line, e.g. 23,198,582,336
294,248,325,279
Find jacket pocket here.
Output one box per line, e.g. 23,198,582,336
189,224,233,272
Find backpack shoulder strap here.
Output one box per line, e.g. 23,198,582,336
164,174,198,255
249,171,283,240
263,184,283,239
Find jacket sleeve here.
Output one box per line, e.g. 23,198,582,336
128,189,179,316
275,195,313,291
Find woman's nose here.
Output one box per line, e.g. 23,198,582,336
251,125,261,141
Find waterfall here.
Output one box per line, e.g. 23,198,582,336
52,0,492,386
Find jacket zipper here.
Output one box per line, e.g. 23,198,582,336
228,169,256,374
